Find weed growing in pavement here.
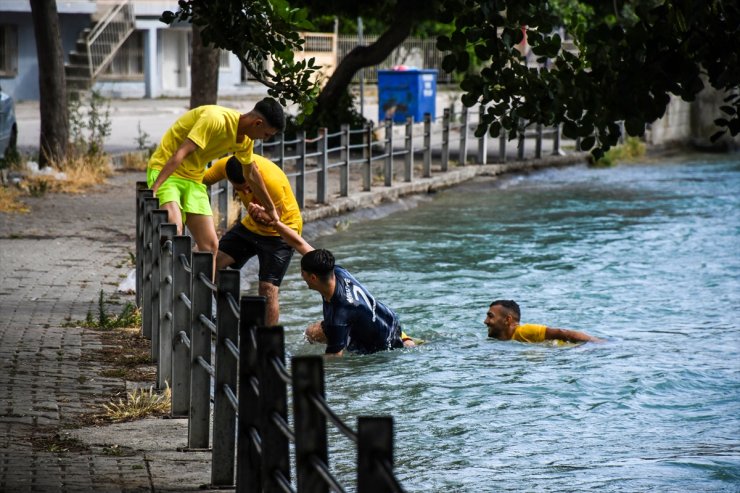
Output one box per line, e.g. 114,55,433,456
102,384,171,422
70,290,141,330
0,185,29,213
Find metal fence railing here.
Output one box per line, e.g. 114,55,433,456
245,101,567,212
136,189,406,491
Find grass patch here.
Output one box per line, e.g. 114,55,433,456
591,137,647,167
32,431,89,454
102,384,171,422
0,185,29,213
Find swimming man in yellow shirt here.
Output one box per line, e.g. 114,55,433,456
485,299,603,343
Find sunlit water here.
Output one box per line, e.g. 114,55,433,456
275,155,740,492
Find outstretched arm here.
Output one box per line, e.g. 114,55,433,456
545,327,604,343
245,161,280,223
247,202,314,255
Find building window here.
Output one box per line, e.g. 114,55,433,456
0,24,19,76
102,30,144,79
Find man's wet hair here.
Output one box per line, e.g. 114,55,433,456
301,249,335,281
490,299,521,321
225,157,246,184
254,97,285,132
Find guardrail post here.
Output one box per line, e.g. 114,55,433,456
188,252,214,450
296,130,306,208
441,108,450,172
384,119,393,187
236,296,266,493
535,124,543,159
358,417,395,493
552,123,563,155
171,235,192,417
257,326,291,491
404,117,414,182
157,223,177,390
141,197,159,338
517,120,526,160
317,128,328,204
211,269,240,487
363,125,372,192
340,124,350,197
135,183,151,308
255,140,264,156
278,135,285,169
292,356,328,493
150,210,168,362
478,105,488,165
499,130,507,162
423,113,431,177
459,104,468,165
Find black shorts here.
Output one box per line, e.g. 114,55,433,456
218,223,294,286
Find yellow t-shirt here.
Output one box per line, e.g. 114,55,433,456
512,324,547,343
147,105,253,182
203,154,302,237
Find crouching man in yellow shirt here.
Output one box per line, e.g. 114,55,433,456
203,154,302,326
485,299,603,344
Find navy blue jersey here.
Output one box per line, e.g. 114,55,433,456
322,266,403,354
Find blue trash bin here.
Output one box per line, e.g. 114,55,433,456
378,69,437,124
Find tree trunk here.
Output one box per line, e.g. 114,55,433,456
30,0,68,168
315,0,416,118
190,27,220,109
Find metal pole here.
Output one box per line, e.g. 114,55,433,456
364,125,372,191
478,105,488,165
552,123,563,156
358,17,365,120
499,130,507,163
517,120,525,160
135,184,152,308
257,326,290,492
459,104,468,165
188,251,214,450
293,356,328,493
384,118,393,187
317,128,328,204
340,124,350,197
149,210,168,363
441,108,450,171
171,235,192,417
157,223,177,390
296,130,306,208
423,113,431,177
236,296,267,493
141,197,159,338
535,124,543,159
211,269,240,487
358,417,395,493
404,116,413,182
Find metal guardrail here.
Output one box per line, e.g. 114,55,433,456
254,102,565,209
86,0,136,79
135,192,406,491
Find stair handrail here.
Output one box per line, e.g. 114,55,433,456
85,0,136,79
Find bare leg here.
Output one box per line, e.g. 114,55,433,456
160,201,183,235
185,213,219,279
258,281,280,326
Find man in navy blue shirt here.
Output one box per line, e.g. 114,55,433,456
247,203,414,356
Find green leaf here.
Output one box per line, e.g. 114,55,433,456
489,121,502,138
580,136,596,150
709,130,726,143
442,54,457,73
625,119,645,137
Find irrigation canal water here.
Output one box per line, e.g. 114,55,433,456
269,154,739,492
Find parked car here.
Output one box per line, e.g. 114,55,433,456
0,85,18,160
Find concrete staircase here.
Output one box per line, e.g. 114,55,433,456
64,1,135,94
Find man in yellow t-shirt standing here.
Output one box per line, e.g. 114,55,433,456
485,299,603,343
203,154,301,325
146,98,285,277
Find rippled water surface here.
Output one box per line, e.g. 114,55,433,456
277,156,740,492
